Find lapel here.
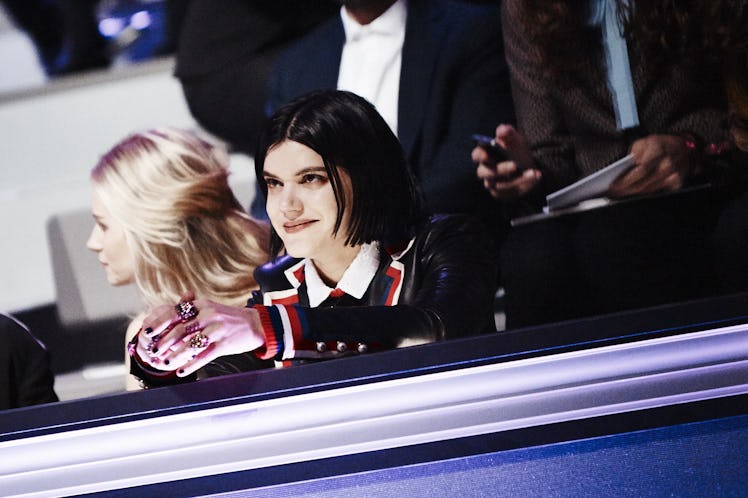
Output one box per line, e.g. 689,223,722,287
313,18,346,90
397,0,444,160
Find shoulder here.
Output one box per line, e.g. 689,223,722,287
432,0,499,17
419,213,489,238
414,0,500,30
391,214,493,259
0,313,46,359
275,15,342,64
254,255,305,292
407,0,502,55
1,313,36,345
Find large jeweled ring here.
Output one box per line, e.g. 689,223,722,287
189,332,210,349
175,300,199,322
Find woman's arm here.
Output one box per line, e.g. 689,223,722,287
501,0,579,197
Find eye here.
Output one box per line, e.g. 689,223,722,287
301,173,327,185
264,177,282,189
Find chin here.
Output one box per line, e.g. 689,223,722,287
107,273,133,287
282,243,313,260
283,248,307,259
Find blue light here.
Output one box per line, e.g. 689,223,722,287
130,11,152,30
98,18,125,38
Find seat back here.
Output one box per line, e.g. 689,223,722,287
46,209,141,330
45,171,255,330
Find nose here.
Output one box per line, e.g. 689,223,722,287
279,185,302,217
86,226,102,252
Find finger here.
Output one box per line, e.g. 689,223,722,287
496,124,534,170
661,171,684,192
476,161,500,180
138,322,191,366
145,320,199,365
471,145,490,165
654,156,680,180
489,169,541,198
176,343,220,377
514,169,543,196
160,314,218,361
612,171,665,197
140,304,180,339
608,162,651,196
636,168,681,195
495,160,522,178
147,296,203,343
139,301,198,356
630,137,662,166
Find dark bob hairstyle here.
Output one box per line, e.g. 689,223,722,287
255,89,424,255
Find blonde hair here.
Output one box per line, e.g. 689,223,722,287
91,128,270,309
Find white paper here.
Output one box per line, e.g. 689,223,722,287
546,154,635,211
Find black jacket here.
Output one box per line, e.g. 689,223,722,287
251,214,499,358
0,314,58,410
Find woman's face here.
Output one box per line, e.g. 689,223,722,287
86,190,135,286
263,140,353,264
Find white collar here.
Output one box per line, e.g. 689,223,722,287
340,0,407,42
304,242,381,307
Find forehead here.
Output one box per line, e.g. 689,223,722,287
263,141,325,176
91,189,111,216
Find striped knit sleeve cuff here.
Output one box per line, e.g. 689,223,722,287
252,304,310,361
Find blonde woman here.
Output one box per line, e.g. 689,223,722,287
86,128,272,389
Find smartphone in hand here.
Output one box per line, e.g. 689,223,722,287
472,133,529,181
471,133,509,163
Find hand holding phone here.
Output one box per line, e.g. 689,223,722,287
471,133,509,164
474,126,541,200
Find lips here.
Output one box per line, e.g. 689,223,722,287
283,220,317,233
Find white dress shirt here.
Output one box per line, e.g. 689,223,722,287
337,0,407,135
304,242,381,308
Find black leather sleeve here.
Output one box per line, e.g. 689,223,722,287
300,215,499,346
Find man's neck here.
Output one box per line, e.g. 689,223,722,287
344,0,398,25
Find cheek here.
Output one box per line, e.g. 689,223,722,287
265,195,283,227
108,233,132,266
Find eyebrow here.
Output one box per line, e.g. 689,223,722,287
262,166,328,179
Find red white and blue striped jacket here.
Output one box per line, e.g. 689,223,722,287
248,214,499,366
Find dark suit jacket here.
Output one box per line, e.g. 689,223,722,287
262,0,515,236
0,314,58,410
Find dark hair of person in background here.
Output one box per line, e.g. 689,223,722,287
255,89,424,256
519,0,747,79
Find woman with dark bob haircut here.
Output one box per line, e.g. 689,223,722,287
128,90,499,385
